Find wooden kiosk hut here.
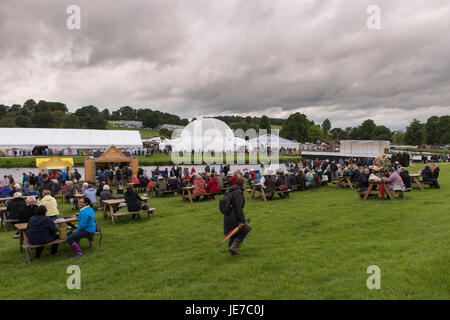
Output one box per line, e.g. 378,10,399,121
84,145,138,183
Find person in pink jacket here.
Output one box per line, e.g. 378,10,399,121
192,174,206,201
383,168,405,191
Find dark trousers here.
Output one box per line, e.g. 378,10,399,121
227,226,251,247
33,235,59,258
67,229,93,244
427,179,440,188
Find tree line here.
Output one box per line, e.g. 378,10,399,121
0,99,189,130
0,99,448,146
279,113,450,145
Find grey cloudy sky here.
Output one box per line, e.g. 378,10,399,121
1,0,449,130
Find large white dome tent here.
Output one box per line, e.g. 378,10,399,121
163,118,252,153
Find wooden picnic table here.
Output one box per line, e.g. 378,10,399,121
181,186,195,203
359,181,394,200
248,183,291,202
15,216,78,252
409,173,424,190
102,196,149,222
0,195,38,206
335,176,357,189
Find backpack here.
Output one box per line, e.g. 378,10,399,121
219,190,237,215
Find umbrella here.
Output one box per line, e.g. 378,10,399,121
216,219,250,247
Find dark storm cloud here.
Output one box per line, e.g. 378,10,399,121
1,0,449,130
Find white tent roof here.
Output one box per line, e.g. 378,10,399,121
0,128,143,149
248,134,299,149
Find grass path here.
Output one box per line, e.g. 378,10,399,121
0,163,449,299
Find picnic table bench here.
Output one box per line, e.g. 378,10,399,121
409,174,435,190
15,217,102,263
1,206,18,232
111,208,156,224
333,176,358,189
102,196,150,224
181,187,217,203
248,184,292,202
357,181,395,200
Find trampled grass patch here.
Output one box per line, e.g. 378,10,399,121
0,163,449,299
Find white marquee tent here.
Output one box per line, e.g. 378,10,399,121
0,128,143,150
247,134,300,150
163,118,253,152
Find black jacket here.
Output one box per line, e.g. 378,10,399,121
351,169,361,183
224,185,246,235
124,190,142,212
39,179,55,197
100,190,121,207
432,167,440,179
422,168,434,182
264,176,276,194
17,205,38,223
358,172,370,189
400,171,411,188
6,198,26,220
27,215,58,245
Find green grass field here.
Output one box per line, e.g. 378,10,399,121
105,123,159,139
0,163,449,299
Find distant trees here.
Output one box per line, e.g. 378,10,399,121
405,119,426,145
0,99,189,130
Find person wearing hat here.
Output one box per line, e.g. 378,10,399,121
39,173,55,198
99,185,121,211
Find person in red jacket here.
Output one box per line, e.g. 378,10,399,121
229,173,238,186
206,174,220,194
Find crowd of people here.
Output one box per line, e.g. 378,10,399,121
0,156,444,259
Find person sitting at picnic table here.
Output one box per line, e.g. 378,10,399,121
96,181,106,197
350,165,361,183
275,171,287,198
147,179,156,194
40,190,59,219
358,167,373,197
64,181,74,203
99,185,122,211
67,196,97,259
305,168,314,189
124,183,143,220
217,173,225,190
27,206,59,259
6,192,26,224
431,164,440,180
17,196,39,224
206,174,220,194
192,174,207,201
83,184,98,205
383,168,405,192
154,176,169,198
0,184,12,198
399,167,411,189
131,176,139,185
421,165,440,189
261,172,275,200
168,176,180,194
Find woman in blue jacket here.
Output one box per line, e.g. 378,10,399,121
67,196,97,259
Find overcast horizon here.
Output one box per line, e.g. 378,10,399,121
1,0,450,131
